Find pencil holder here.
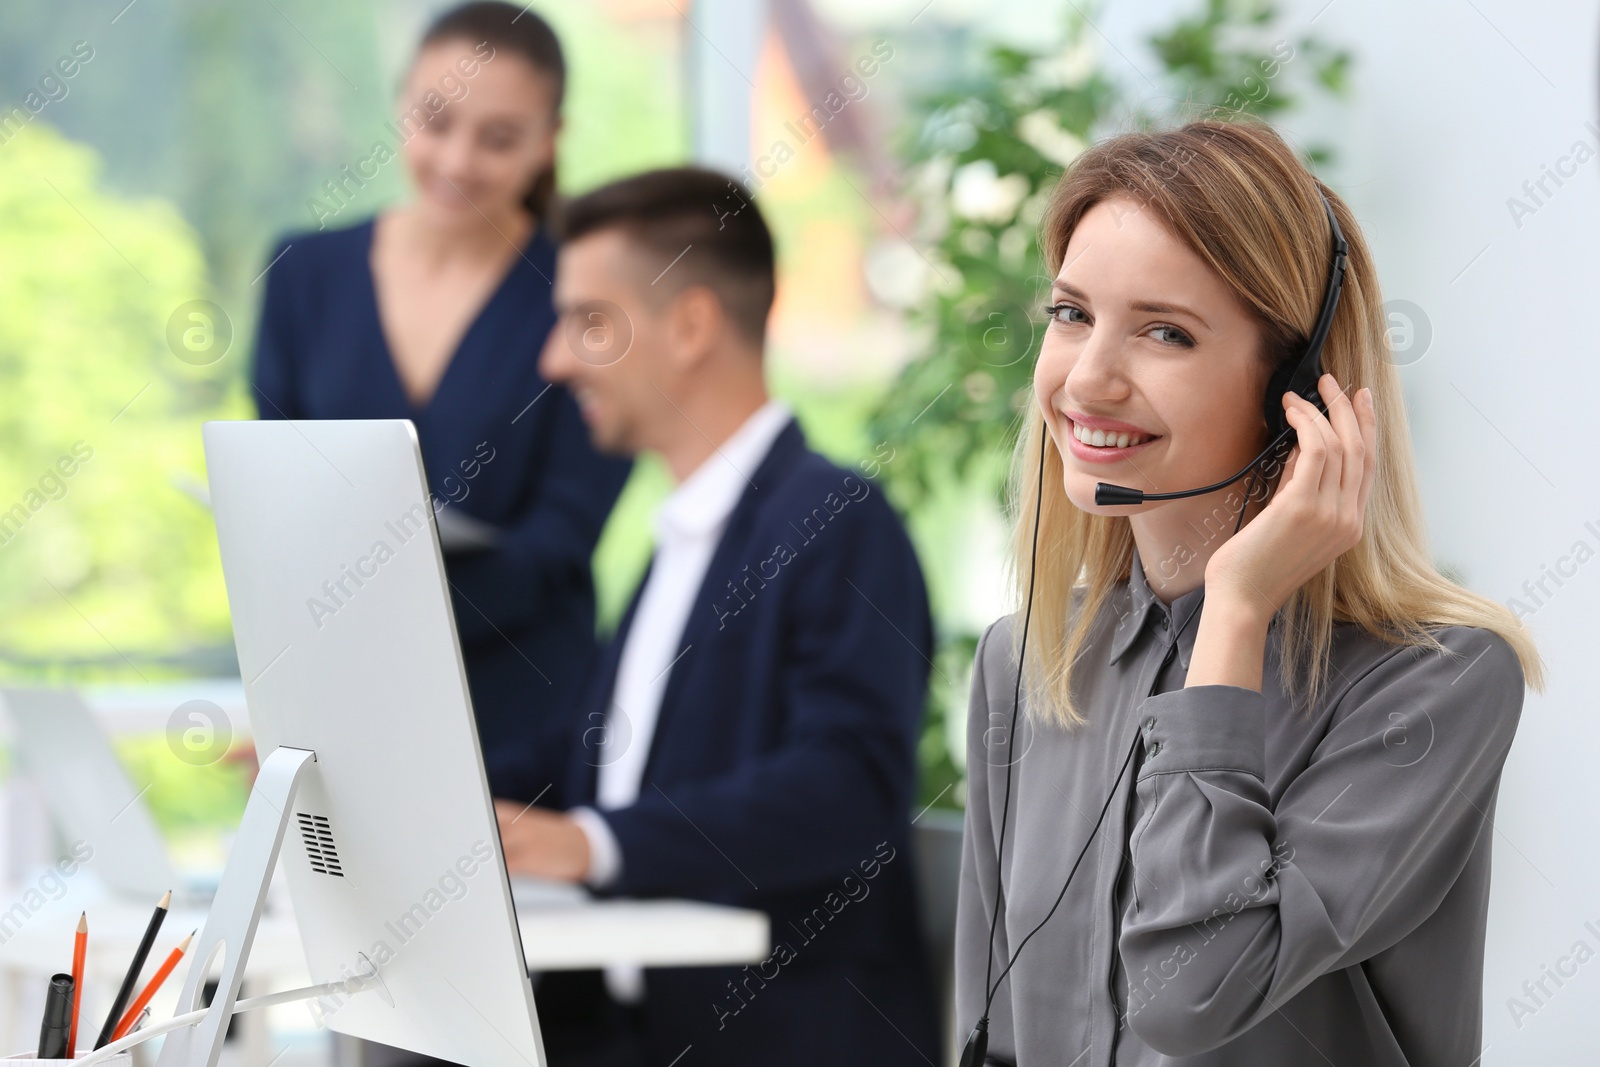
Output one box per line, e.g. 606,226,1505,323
4,1054,132,1065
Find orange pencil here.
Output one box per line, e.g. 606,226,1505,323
109,932,193,1043
68,912,86,1058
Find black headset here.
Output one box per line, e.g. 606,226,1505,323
1094,195,1349,506
960,190,1348,1067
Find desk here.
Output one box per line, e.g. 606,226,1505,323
0,882,768,1066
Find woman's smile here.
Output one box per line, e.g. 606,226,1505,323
1063,411,1163,464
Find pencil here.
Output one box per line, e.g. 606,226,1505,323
110,932,192,1043
68,912,86,1057
93,889,170,1050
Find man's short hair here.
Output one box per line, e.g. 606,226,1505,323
556,167,776,349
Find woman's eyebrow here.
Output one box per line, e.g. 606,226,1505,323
1051,281,1211,332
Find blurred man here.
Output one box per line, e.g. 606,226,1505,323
496,167,939,1067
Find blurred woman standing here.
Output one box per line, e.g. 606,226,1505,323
252,1,630,807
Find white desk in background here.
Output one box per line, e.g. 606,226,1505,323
0,686,767,1064
0,879,768,1067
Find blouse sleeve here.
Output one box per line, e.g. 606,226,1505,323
953,618,1020,1066
250,237,303,421
1118,624,1526,1056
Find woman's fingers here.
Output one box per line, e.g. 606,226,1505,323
1320,373,1364,500
1283,389,1339,499
1282,375,1375,554
1309,377,1345,496
1279,443,1299,487
1279,401,1315,498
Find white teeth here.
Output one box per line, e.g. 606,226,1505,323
1073,421,1151,448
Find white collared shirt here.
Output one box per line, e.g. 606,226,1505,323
568,398,791,1002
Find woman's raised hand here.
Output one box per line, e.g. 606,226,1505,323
1203,373,1377,625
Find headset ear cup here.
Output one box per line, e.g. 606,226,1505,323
1263,360,1296,439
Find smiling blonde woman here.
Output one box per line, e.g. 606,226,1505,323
954,118,1543,1066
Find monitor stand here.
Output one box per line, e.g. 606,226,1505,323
74,744,381,1067
154,746,316,1067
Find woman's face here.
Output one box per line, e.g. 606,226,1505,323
399,39,558,226
1035,195,1274,516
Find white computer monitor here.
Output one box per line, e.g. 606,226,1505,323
185,418,545,1067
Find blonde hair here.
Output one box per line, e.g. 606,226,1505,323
1012,117,1545,727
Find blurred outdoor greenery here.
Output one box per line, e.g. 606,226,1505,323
0,0,1350,843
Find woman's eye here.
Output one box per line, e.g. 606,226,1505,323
1150,325,1195,347
480,126,521,151
1045,302,1086,326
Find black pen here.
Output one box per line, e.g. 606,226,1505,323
37,973,73,1059
94,889,170,1050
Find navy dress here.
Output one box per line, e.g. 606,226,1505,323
251,216,632,805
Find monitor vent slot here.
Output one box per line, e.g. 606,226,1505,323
297,812,344,877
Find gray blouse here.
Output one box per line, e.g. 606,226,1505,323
954,547,1526,1066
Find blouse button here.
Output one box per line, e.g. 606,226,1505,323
1158,615,1169,629
1143,716,1156,733
1148,741,1162,757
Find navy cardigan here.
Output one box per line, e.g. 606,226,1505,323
560,418,941,1066
251,216,631,804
